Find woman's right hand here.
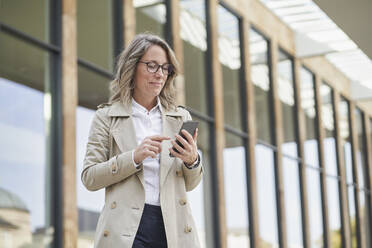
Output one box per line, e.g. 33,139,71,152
133,135,170,164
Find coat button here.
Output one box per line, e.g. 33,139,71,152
179,199,187,206
176,170,183,177
184,226,192,233
111,163,118,174
103,230,109,237
111,201,117,209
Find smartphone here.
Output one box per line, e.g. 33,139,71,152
170,121,199,157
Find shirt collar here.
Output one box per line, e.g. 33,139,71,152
132,97,162,114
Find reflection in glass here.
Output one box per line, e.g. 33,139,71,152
256,145,278,247
218,5,243,131
77,0,114,71
135,0,166,38
306,168,324,247
278,50,297,157
283,157,303,247
223,133,248,247
0,32,53,247
249,29,273,144
300,67,319,167
180,0,208,114
0,0,47,41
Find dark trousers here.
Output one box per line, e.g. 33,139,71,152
132,204,168,248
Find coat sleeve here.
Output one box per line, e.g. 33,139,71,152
181,110,204,192
81,108,142,191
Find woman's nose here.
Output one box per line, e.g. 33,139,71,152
155,68,165,77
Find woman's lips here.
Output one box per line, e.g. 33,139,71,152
150,81,162,87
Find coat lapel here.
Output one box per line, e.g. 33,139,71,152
160,108,183,189
109,101,145,187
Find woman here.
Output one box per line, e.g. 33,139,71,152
82,33,203,248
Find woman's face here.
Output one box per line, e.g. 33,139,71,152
133,45,169,102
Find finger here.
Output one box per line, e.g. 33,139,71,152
193,128,198,140
169,147,183,159
145,140,163,151
149,135,171,142
175,133,191,150
144,150,157,159
181,129,195,146
145,144,161,154
171,140,186,155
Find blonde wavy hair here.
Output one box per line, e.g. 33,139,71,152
109,33,179,110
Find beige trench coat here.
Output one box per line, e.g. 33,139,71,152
81,101,203,248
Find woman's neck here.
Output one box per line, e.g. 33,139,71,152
132,95,157,112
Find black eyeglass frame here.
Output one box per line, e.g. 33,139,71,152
139,61,174,75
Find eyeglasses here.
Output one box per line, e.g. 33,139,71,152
139,61,173,76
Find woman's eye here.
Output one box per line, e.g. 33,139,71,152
148,63,157,69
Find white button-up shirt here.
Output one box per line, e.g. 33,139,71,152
131,98,163,206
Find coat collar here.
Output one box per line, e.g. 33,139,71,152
107,100,183,117
107,100,184,189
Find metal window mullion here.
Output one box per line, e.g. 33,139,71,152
333,91,351,248
48,0,63,247
349,102,367,248
0,21,60,53
113,0,123,59
313,74,331,248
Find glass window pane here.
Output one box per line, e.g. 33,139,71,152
218,5,243,130
78,65,111,109
0,0,47,42
300,67,319,167
306,168,324,248
0,33,52,247
339,97,353,183
135,0,166,38
283,157,303,247
256,144,279,247
250,29,273,144
321,83,338,176
224,133,249,247
76,106,104,247
278,50,297,157
362,190,371,248
347,185,357,247
355,108,366,188
355,108,370,248
327,178,342,247
77,0,114,72
181,0,208,114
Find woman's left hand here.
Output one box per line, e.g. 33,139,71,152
169,128,198,165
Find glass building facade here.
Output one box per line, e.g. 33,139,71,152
1,0,372,248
